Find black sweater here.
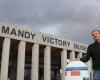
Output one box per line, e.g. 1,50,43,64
80,42,100,70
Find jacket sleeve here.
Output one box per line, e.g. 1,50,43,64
80,46,91,62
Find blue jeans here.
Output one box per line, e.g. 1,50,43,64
93,70,100,80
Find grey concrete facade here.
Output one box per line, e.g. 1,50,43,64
0,23,91,80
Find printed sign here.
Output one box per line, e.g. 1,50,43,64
65,61,90,80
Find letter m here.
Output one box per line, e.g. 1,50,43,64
2,26,9,34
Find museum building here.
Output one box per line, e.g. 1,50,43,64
0,23,90,80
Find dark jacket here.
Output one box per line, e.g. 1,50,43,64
80,42,100,70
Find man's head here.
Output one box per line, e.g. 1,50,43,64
92,29,100,42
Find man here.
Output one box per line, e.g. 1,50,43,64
79,29,100,80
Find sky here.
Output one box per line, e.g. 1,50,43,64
0,0,100,45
